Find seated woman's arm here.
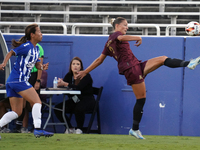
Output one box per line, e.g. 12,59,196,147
57,72,71,87
57,78,69,87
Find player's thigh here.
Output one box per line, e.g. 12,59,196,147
9,97,24,115
144,56,167,76
131,81,146,99
18,87,41,105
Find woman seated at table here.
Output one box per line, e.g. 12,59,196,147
54,57,95,134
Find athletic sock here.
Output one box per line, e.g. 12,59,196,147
164,58,189,68
32,103,42,129
132,98,146,130
0,111,18,128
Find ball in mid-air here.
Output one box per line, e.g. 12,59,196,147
185,21,200,36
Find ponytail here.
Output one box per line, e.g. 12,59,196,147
12,36,27,48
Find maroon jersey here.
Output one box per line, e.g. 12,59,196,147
102,31,140,75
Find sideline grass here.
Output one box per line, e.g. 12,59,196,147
0,133,200,150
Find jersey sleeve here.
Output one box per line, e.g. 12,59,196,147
102,44,110,56
12,43,28,56
102,31,122,56
113,31,123,40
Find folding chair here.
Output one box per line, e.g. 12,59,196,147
69,86,103,134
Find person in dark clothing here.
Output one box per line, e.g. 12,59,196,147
54,57,95,134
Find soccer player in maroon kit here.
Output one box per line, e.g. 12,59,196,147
76,17,200,139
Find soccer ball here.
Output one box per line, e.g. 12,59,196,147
185,21,200,36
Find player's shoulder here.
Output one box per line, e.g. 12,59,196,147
13,42,31,52
19,41,33,50
109,31,122,41
111,31,123,36
22,41,31,47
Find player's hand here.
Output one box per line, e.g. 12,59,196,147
42,62,49,70
34,82,40,90
0,63,5,70
134,39,142,47
76,70,87,80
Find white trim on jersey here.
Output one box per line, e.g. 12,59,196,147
19,55,23,82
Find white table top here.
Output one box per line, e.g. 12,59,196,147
0,89,6,94
0,88,81,95
40,88,81,95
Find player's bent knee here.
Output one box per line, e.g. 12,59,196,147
159,56,168,64
160,56,168,61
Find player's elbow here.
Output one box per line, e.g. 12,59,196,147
96,58,104,65
99,59,104,64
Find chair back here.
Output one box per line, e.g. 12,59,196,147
91,86,103,112
84,86,103,134
93,86,103,101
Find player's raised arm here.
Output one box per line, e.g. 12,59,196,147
118,35,142,47
0,50,15,70
77,54,107,80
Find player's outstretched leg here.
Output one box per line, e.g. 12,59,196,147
187,56,200,70
129,129,145,139
34,129,54,138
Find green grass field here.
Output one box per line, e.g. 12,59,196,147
0,133,200,150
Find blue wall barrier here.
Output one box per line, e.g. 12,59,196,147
183,37,200,136
3,34,200,136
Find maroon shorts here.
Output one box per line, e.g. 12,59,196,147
124,61,147,85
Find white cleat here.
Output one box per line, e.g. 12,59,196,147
129,129,145,139
64,128,75,134
187,56,200,70
75,129,83,134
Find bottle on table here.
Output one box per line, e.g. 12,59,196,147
53,77,58,88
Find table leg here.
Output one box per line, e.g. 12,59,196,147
62,95,69,132
43,95,52,130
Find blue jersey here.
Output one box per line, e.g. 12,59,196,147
7,41,40,83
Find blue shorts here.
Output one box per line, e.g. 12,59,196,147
6,81,32,98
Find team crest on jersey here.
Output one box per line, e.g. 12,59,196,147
26,49,39,69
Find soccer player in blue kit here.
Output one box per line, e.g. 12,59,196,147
0,24,53,138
